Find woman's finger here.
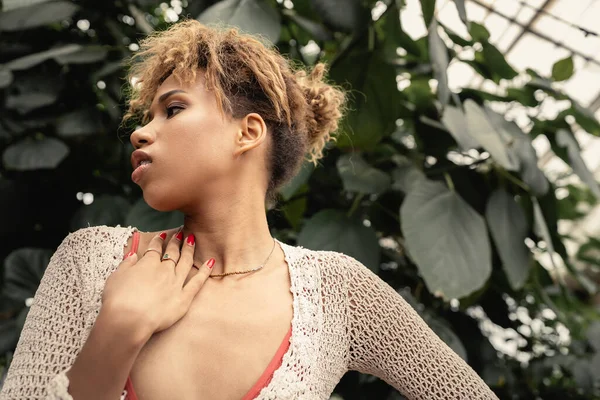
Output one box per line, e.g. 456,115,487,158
181,257,214,304
142,232,168,260
175,233,195,285
162,229,183,268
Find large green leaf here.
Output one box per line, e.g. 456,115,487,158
441,105,478,150
198,0,281,43
6,74,62,114
532,197,560,271
125,198,184,232
337,153,391,194
2,248,52,304
5,44,81,71
481,42,518,83
283,10,332,42
279,161,314,201
469,22,490,42
428,20,450,106
0,1,79,31
485,109,549,196
54,45,109,65
400,179,492,299
485,189,531,289
70,195,131,231
3,136,69,171
551,56,574,82
56,108,104,137
555,129,600,198
310,0,365,32
464,100,519,171
330,46,401,149
297,209,380,271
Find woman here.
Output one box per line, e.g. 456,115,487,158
0,20,498,400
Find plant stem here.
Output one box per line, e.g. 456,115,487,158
347,193,365,218
497,167,530,192
444,172,455,191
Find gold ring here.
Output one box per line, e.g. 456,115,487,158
161,255,177,266
143,248,162,257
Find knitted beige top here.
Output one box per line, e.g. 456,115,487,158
0,225,498,400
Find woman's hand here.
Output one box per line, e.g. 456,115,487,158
101,230,214,337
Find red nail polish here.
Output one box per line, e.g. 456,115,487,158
186,234,195,246
159,232,167,240
124,251,135,260
207,258,215,268
175,231,183,241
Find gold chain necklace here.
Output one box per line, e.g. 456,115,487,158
206,238,277,278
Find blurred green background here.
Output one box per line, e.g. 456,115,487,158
1,0,600,398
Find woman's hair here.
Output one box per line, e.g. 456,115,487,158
122,19,345,205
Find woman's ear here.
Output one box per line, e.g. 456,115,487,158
233,113,268,157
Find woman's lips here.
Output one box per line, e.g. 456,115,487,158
131,162,151,183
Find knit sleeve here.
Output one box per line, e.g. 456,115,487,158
344,254,498,400
0,229,93,400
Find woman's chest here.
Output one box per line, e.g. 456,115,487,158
129,280,294,400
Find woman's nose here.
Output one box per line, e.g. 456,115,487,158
130,125,155,149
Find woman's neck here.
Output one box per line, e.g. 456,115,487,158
178,194,275,278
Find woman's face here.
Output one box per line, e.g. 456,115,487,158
129,73,244,212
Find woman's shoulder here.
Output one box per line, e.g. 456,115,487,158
61,225,137,260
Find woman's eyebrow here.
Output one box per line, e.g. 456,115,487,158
146,89,187,120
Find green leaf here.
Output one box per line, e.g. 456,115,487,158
400,179,492,299
282,194,307,230
481,42,518,82
331,46,401,149
485,189,531,290
391,156,426,193
6,75,62,113
569,101,600,136
198,0,281,43
2,248,52,304
0,318,19,355
70,195,131,231
0,1,79,31
298,209,380,271
469,22,490,42
464,99,519,170
555,129,600,198
587,321,600,352
428,20,450,106
125,198,184,232
337,153,391,194
440,23,472,47
279,161,314,201
309,0,365,32
283,10,332,41
441,105,479,150
54,45,109,65
485,110,549,196
0,66,13,88
3,136,69,171
551,56,574,82
55,108,104,137
452,0,467,26
532,197,560,271
5,45,81,71
506,87,539,107
420,0,436,28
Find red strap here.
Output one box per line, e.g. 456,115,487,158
131,230,140,254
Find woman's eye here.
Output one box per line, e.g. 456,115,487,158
166,105,184,118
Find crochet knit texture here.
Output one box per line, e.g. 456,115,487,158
0,225,498,399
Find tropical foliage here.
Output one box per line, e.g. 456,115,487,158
1,0,600,398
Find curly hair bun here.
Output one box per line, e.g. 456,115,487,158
296,63,346,163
